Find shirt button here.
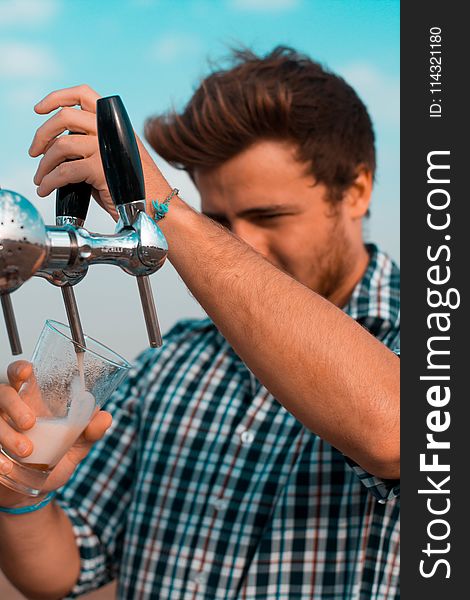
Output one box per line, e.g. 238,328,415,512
213,497,228,511
193,571,207,585
240,429,254,445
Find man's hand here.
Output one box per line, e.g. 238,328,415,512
29,84,171,221
0,360,112,508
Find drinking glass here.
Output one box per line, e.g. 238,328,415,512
0,320,131,496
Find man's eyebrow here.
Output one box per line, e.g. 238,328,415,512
203,204,300,220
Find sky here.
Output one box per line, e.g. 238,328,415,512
0,0,400,375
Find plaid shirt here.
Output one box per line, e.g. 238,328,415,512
58,243,400,600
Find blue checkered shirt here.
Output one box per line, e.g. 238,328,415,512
58,243,400,599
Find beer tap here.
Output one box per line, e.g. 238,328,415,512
1,293,22,355
96,95,164,347
0,95,168,354
0,187,48,355
55,170,92,351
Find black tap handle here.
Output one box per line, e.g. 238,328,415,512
55,132,92,222
96,96,145,207
56,181,92,221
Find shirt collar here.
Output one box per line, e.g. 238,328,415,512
343,243,400,328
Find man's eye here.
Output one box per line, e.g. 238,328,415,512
256,214,282,221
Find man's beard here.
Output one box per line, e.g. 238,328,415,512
310,214,358,305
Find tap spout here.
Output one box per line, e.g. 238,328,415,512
1,293,22,355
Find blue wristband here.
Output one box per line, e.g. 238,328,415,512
152,187,179,221
0,492,56,515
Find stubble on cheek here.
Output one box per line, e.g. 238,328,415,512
306,217,354,301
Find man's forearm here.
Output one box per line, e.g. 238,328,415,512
0,502,80,599
148,190,399,478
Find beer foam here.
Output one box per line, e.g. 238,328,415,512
22,374,96,468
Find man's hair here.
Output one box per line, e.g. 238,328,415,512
145,46,376,203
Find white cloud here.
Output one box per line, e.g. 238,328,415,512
340,62,400,125
149,33,203,64
0,41,61,78
230,0,299,12
0,0,59,27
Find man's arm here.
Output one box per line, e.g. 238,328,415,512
0,503,80,600
155,196,400,479
0,363,113,599
30,85,400,479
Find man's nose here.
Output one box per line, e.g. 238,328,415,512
231,221,269,258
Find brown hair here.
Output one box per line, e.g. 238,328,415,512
145,46,376,203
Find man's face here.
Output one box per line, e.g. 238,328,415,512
195,140,371,306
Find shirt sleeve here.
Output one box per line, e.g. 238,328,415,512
56,347,155,598
344,459,400,503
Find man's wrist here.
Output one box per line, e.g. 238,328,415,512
0,487,53,512
0,492,56,515
149,192,194,232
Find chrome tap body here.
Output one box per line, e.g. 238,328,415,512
0,189,168,353
37,204,167,286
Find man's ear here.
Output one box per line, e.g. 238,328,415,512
344,167,373,219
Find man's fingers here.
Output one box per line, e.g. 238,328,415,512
6,361,33,392
36,157,100,197
34,84,101,115
34,135,97,186
81,411,113,443
0,384,35,431
0,416,33,458
29,108,97,157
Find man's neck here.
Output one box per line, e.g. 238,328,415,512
328,243,370,308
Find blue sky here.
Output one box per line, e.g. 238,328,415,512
0,0,399,370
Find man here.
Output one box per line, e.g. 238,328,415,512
0,47,400,599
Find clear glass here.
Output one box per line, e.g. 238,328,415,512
0,320,132,496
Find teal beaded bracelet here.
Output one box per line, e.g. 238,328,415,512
0,492,56,515
152,188,179,221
